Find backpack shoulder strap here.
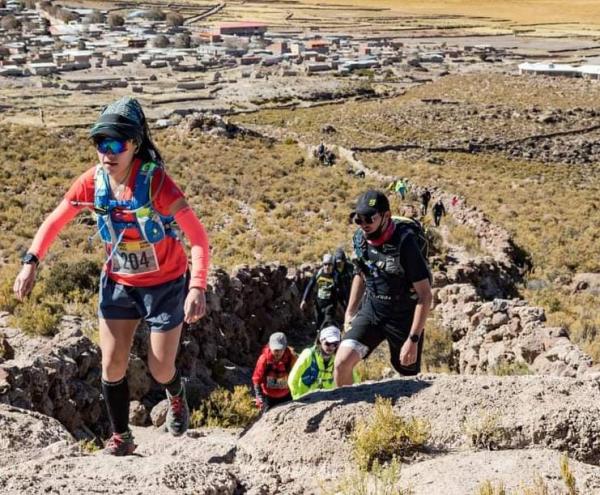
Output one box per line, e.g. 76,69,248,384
352,227,367,260
132,161,159,209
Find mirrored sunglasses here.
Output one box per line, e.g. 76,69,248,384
354,214,376,226
96,138,128,155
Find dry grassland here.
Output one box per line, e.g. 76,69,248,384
237,74,600,149
305,0,600,26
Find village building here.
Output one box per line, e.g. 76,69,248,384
217,22,267,37
518,62,581,77
28,62,58,75
305,39,330,54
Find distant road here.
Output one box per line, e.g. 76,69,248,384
184,2,225,25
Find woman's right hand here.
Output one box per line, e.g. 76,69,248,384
13,264,37,301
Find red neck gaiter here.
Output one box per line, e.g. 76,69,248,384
367,220,395,247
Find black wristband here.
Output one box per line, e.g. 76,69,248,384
21,252,39,267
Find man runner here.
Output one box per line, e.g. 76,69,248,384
334,190,432,385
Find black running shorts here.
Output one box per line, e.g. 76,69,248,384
343,298,424,376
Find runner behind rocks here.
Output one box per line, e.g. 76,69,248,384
334,247,353,312
300,253,339,331
252,332,296,412
288,325,358,400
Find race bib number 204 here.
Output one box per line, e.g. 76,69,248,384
110,241,160,276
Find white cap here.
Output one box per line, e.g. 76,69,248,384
322,253,334,264
319,325,341,343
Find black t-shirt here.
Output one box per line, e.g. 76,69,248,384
354,230,430,313
399,233,431,286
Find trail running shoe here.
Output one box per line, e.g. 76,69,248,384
166,383,189,437
103,432,137,456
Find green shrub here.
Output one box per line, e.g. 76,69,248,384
45,259,101,300
352,396,430,471
78,438,101,454
190,386,259,428
560,453,577,495
463,411,507,450
490,361,532,376
477,481,506,495
422,314,453,372
320,458,411,495
12,299,63,337
0,265,19,313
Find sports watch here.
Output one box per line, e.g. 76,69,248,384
409,333,420,343
21,252,39,267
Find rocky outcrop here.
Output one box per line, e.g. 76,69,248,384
571,272,600,295
0,264,313,438
242,374,600,492
0,404,74,469
3,375,600,494
435,284,594,377
344,102,600,165
181,112,266,139
0,315,105,438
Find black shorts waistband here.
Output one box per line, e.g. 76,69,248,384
368,293,403,302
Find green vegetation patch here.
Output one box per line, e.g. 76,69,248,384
352,396,430,471
190,385,259,428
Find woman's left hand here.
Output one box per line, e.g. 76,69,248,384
184,287,206,324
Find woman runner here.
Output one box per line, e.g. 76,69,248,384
13,96,210,455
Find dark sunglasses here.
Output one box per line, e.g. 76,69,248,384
353,214,377,226
96,138,128,155
322,341,339,348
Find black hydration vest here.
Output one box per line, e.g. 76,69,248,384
352,218,428,303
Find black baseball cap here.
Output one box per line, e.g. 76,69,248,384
353,190,390,217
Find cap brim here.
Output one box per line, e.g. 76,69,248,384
355,206,379,216
90,126,130,140
270,345,285,351
322,337,340,343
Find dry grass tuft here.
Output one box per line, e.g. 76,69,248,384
352,396,430,471
190,385,259,428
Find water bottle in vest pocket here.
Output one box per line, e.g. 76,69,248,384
137,207,166,244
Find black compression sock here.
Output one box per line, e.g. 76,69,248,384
162,369,183,397
102,377,130,435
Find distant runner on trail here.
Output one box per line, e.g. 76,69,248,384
420,188,431,215
252,332,296,412
300,253,339,331
432,199,446,227
395,178,408,200
334,190,432,386
288,325,358,399
13,96,211,455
